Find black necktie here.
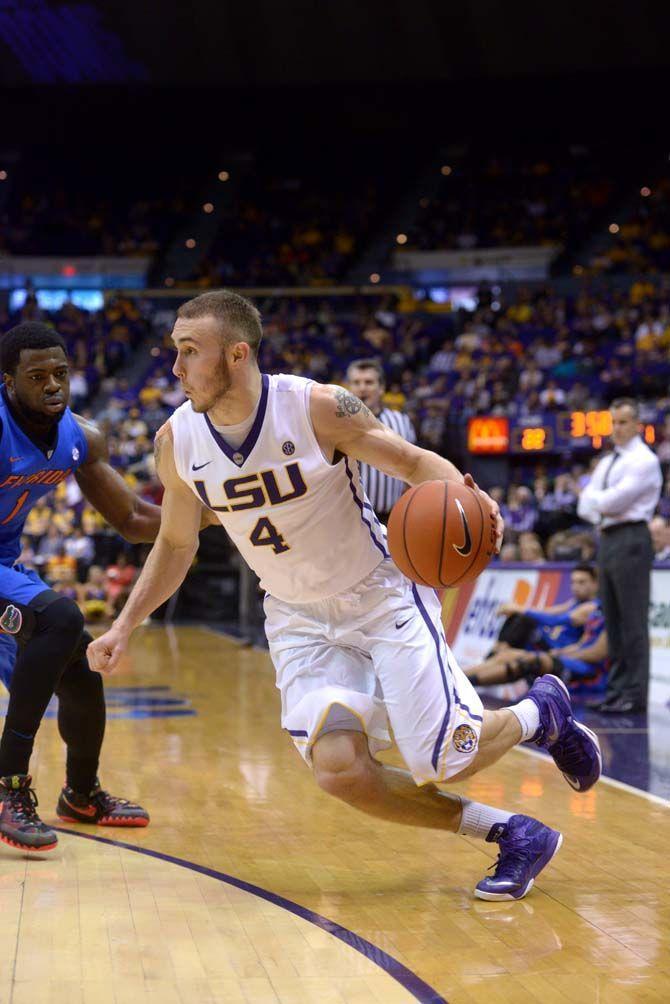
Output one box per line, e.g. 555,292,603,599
602,450,620,488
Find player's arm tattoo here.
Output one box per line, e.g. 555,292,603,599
334,388,373,420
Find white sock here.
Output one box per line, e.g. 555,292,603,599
458,798,513,842
505,697,540,742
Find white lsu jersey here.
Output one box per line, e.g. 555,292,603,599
170,373,389,603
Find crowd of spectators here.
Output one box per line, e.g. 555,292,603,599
4,274,670,588
191,172,384,288
589,177,670,275
0,152,191,257
402,146,623,256
0,292,149,403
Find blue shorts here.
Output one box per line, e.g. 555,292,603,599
0,562,51,606
0,563,53,691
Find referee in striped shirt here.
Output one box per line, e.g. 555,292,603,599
347,358,416,523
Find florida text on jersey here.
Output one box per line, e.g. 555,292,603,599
0,388,88,565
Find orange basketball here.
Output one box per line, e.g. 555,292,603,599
387,480,496,588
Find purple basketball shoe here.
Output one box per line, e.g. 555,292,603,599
526,675,602,792
475,814,563,901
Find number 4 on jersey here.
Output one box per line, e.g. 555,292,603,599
250,517,290,554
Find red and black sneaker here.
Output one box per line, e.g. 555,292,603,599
56,780,150,827
0,774,58,852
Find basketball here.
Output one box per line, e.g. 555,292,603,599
387,480,497,588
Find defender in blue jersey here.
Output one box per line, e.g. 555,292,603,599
0,322,185,851
487,564,599,660
466,601,609,695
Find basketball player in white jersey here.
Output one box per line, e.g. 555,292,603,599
88,291,602,901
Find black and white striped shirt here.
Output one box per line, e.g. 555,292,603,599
359,408,416,517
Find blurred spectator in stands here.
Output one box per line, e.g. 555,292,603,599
36,525,64,566
46,546,78,586
650,516,670,561
69,368,89,410
539,379,567,409
657,474,670,519
428,339,457,373
122,407,149,440
64,527,95,581
24,501,51,545
18,535,36,570
417,402,447,451
79,566,114,623
501,486,537,536
52,499,76,535
52,566,79,602
519,532,546,563
106,553,138,615
519,360,543,393
499,542,521,562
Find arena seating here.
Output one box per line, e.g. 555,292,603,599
6,275,670,605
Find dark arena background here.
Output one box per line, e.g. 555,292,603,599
0,4,669,1003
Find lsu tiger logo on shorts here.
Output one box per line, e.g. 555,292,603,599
0,604,22,635
452,723,478,754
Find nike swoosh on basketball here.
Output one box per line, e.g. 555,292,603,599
61,793,97,817
453,498,472,557
192,461,212,471
395,618,411,629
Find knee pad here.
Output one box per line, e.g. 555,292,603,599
4,593,84,648
33,596,85,645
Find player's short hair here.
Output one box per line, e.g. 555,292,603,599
176,290,263,358
573,563,597,580
0,322,68,375
346,358,385,386
610,397,639,418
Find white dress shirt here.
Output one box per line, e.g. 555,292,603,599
577,435,662,528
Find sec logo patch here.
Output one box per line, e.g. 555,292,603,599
452,723,478,754
282,441,295,456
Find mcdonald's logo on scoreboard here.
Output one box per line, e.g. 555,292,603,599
467,417,510,454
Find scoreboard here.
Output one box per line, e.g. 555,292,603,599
467,412,656,455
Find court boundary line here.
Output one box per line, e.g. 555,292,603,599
53,827,447,1004
512,745,670,808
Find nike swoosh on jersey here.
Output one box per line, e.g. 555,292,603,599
192,461,212,471
395,618,411,629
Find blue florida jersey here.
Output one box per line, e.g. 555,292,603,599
0,389,88,565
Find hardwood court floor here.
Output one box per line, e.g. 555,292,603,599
1,625,669,1004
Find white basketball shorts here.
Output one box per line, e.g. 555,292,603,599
264,558,484,785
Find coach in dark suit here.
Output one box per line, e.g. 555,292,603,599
578,398,662,713
347,358,416,524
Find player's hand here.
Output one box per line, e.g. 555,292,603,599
464,473,504,553
497,602,518,617
87,624,130,675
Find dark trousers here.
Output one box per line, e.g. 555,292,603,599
599,522,654,707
